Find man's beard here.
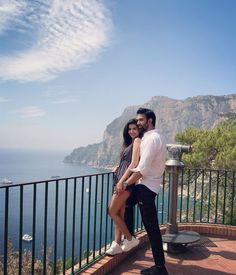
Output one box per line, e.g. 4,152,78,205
138,125,147,136
139,128,145,136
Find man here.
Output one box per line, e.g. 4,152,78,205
122,108,168,275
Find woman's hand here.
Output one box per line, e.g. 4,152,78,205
115,181,124,195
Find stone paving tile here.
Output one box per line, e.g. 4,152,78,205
108,237,236,275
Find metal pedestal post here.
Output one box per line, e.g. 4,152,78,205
162,144,200,253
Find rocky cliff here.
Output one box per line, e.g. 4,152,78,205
64,94,236,168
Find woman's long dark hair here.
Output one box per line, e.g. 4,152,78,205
122,118,140,148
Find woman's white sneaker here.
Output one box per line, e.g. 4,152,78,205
106,241,123,256
121,237,140,252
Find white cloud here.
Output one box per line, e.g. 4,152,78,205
0,1,27,34
18,106,46,118
0,0,112,82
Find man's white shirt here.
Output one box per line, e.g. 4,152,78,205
131,129,166,194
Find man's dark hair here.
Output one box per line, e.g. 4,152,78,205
137,107,156,127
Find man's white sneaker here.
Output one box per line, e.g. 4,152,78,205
106,241,123,256
121,236,140,252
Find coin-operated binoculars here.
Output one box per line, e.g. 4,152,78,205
162,144,200,253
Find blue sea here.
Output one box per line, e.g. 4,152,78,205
0,148,108,261
0,148,101,184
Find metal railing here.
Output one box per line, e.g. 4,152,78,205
0,169,235,274
178,169,235,225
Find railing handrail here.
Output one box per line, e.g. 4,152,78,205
182,167,235,172
0,171,113,189
1,168,235,189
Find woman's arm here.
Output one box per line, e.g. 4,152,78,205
112,165,119,173
116,138,141,191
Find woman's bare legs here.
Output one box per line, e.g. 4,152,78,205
114,204,125,244
108,191,132,241
114,224,121,244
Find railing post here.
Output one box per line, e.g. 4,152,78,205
162,144,200,253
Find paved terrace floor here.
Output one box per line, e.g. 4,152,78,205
108,236,236,275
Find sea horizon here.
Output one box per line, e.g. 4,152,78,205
0,147,103,185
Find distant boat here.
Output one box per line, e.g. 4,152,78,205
0,178,13,184
86,188,89,193
50,176,60,179
22,234,33,242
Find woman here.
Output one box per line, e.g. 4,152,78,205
106,118,141,256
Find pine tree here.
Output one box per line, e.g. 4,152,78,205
175,118,236,170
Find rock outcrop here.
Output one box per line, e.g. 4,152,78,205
64,94,236,169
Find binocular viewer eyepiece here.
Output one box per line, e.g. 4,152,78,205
166,144,192,153
165,144,192,167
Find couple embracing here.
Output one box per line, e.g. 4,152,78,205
107,108,168,275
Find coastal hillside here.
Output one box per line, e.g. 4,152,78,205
64,94,236,169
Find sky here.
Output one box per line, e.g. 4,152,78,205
0,0,236,151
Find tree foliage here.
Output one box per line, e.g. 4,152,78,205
175,118,236,170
